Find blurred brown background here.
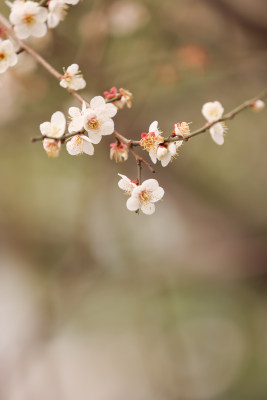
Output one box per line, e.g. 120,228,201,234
0,0,267,399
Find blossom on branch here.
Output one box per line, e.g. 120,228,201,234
0,39,18,73
43,138,61,158
104,86,133,109
9,1,48,39
60,63,86,91
202,101,224,123
47,0,68,29
173,122,190,137
156,141,182,167
110,141,128,162
140,121,164,163
66,135,94,156
252,99,265,112
123,178,165,215
40,111,66,138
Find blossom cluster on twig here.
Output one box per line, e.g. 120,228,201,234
0,1,266,215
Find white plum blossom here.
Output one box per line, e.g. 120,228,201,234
140,121,164,163
209,122,226,146
173,122,190,137
9,1,48,39
0,39,18,73
156,141,182,167
66,135,94,156
60,64,86,91
83,96,117,144
40,111,66,138
125,178,164,215
202,101,224,123
118,173,137,195
43,138,61,158
252,99,265,112
47,0,68,29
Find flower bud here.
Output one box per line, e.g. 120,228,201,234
43,139,61,158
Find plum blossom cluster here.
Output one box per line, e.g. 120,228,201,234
6,0,80,39
118,174,164,215
0,3,266,217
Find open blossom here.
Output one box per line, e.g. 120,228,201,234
60,64,86,91
40,111,66,138
118,173,137,195
121,178,164,215
140,121,164,163
9,1,48,39
202,101,224,123
173,122,190,137
43,138,61,158
66,134,94,156
110,141,128,162
209,122,227,146
83,96,117,144
0,39,18,73
156,141,182,167
252,99,265,112
47,0,68,29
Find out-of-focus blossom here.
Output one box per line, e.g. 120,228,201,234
125,178,164,215
40,111,66,138
47,0,68,29
251,99,265,112
140,121,164,163
43,138,61,158
202,101,224,123
60,64,86,91
9,1,48,39
0,39,18,74
110,141,128,162
175,44,209,71
66,134,94,156
107,1,149,36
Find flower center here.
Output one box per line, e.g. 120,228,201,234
0,52,6,61
63,72,72,82
23,14,35,25
87,117,99,130
139,190,152,203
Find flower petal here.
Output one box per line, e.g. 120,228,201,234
151,187,164,202
126,196,140,211
141,202,155,215
90,96,105,110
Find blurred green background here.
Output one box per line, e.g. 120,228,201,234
0,0,267,399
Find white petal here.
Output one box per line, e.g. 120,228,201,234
31,22,47,38
99,120,114,136
40,122,52,136
68,107,81,118
126,196,140,211
142,179,159,191
168,142,177,155
67,63,79,75
87,131,102,144
210,123,224,145
149,121,158,133
81,136,94,155
51,111,66,132
104,103,117,118
149,149,157,164
161,153,172,167
141,202,155,215
151,187,164,202
90,96,105,110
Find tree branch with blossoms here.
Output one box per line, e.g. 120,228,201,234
0,1,266,216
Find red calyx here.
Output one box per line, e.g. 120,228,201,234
141,132,148,138
131,179,139,185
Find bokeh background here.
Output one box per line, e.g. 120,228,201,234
1,0,267,399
